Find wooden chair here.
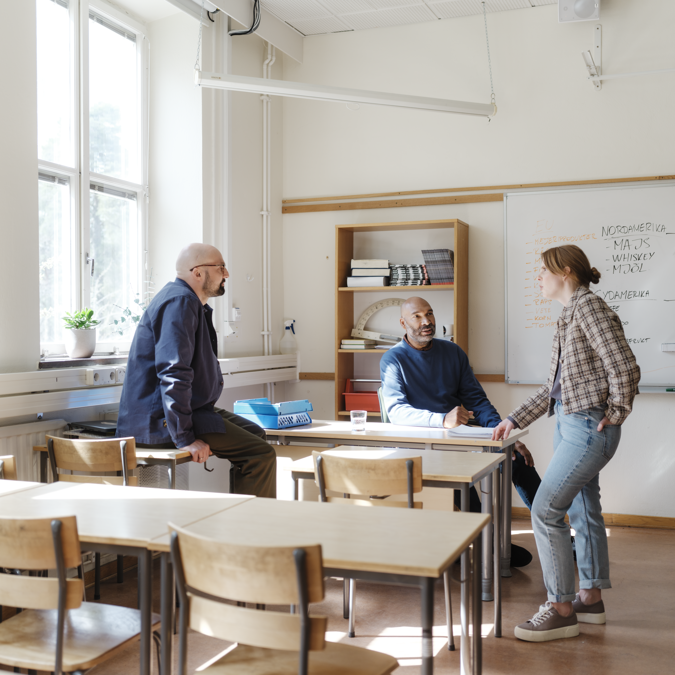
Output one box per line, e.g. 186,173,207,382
313,451,455,649
0,456,17,481
377,387,389,423
46,435,137,600
0,515,159,675
169,524,399,675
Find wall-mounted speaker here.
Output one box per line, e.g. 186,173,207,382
559,0,600,23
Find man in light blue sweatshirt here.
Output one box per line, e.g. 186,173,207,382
380,297,541,565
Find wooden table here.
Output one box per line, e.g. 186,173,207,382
150,497,490,675
266,420,529,582
33,445,193,489
0,482,253,675
0,479,44,497
288,446,505,636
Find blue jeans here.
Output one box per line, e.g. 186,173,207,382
532,401,620,603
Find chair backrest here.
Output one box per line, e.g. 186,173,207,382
312,451,423,508
377,386,389,424
0,516,83,675
46,435,137,486
170,524,327,675
0,455,17,480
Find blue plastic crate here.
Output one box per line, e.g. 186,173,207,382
233,398,313,429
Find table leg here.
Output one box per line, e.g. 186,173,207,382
460,486,470,675
479,470,493,602
493,466,502,638
161,553,174,675
168,461,176,490
138,550,152,675
293,475,299,501
40,451,48,483
501,449,512,578
472,534,482,675
421,577,434,675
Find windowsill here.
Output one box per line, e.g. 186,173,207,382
39,354,129,370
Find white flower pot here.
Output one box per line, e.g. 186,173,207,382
64,328,97,359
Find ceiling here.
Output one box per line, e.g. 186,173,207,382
106,0,558,34
105,0,181,23
260,0,558,36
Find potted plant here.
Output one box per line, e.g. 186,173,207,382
63,308,100,358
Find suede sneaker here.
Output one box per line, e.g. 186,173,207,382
514,602,580,642
572,594,606,624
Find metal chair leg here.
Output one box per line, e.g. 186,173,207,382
94,552,101,600
153,630,162,675
342,578,349,619
348,578,356,638
444,570,455,651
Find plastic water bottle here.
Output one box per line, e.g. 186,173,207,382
280,319,298,354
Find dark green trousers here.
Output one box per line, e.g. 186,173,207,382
201,409,276,498
138,408,277,498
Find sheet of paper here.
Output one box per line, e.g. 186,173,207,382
444,425,494,438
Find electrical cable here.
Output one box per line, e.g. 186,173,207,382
229,0,261,37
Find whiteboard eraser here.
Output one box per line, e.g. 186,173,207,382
661,343,675,352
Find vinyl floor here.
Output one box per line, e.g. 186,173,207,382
52,519,675,674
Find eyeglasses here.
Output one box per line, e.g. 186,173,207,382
189,263,227,272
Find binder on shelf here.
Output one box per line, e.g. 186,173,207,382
351,268,391,276
350,259,389,268
422,249,455,284
347,276,390,287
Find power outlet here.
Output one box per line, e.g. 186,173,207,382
85,368,117,385
115,367,126,383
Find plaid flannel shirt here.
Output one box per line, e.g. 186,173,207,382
510,286,640,429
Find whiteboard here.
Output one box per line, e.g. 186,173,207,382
505,184,675,387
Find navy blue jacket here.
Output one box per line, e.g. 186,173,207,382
117,279,225,447
380,338,501,428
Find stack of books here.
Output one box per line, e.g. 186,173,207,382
421,249,455,285
341,339,377,350
390,263,429,286
346,259,390,287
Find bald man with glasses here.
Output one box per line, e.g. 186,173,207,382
117,243,276,498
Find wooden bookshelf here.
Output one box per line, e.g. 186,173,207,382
334,219,469,419
338,284,454,292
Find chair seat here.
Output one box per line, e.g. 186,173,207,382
202,641,398,675
0,602,160,671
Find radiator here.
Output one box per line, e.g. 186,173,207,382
0,419,68,481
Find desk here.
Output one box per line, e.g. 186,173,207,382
266,420,528,580
0,482,253,675
0,479,43,497
33,445,192,489
288,446,505,636
151,497,489,675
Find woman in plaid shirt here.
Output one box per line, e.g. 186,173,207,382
493,245,640,643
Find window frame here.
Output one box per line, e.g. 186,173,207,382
38,0,149,357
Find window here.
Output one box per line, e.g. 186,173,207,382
36,0,148,354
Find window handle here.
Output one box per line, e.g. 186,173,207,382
86,254,95,276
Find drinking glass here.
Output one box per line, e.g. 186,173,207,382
350,410,367,432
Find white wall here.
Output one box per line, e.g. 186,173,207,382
0,0,40,373
223,23,285,359
280,0,675,516
148,12,203,292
